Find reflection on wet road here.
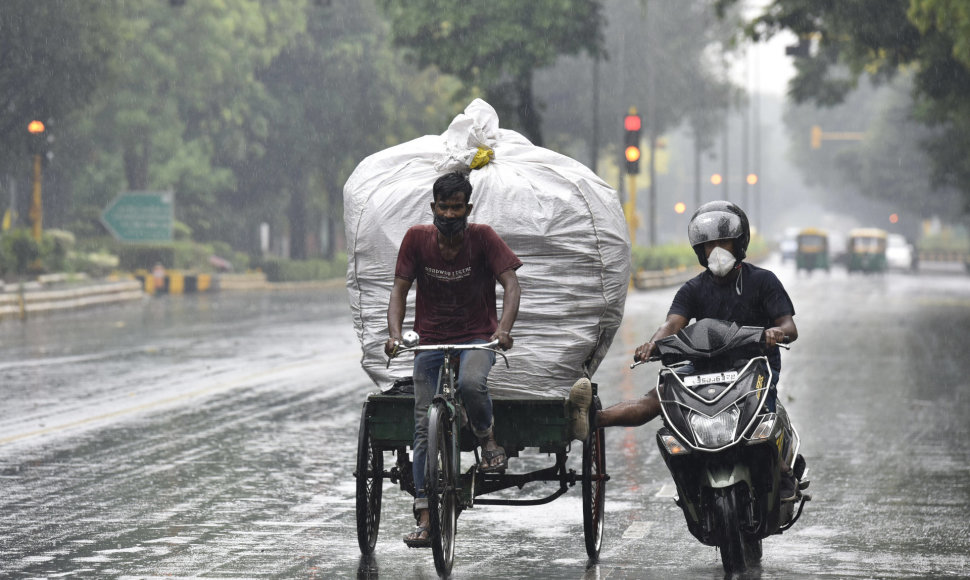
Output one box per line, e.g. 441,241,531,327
1,261,969,578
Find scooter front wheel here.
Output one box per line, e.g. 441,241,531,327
713,487,760,574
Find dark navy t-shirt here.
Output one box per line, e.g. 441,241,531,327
668,262,795,376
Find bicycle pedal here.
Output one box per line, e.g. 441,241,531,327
798,478,811,490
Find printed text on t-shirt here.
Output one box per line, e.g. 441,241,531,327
425,265,471,282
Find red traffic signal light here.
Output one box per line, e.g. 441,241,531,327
624,111,641,175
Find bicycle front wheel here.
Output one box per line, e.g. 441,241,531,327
355,403,383,554
426,402,458,577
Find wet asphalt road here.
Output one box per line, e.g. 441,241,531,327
1,257,969,579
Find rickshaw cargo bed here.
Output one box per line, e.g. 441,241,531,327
364,392,573,454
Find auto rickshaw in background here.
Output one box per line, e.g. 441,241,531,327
847,228,888,273
795,228,829,273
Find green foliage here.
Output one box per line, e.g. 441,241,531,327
376,0,605,144
173,221,193,242
725,0,970,216
0,229,83,277
631,233,769,272
67,251,119,278
41,229,75,272
26,0,461,261
0,230,40,277
256,254,348,282
116,245,176,271
540,0,740,163
631,243,698,272
114,240,250,272
0,0,121,173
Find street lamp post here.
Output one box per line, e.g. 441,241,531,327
27,120,45,242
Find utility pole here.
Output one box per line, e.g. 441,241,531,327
645,0,658,246
590,57,600,174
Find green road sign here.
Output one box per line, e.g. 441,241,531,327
100,191,174,242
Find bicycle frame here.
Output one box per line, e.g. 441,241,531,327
388,339,507,576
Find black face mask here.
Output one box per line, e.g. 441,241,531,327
433,214,467,238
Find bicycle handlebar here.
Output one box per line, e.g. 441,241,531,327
386,339,510,369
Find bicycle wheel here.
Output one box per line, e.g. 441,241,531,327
355,403,383,554
582,398,605,560
426,402,458,577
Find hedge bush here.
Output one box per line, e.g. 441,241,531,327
631,234,768,272
0,228,79,278
255,253,348,282
631,243,697,272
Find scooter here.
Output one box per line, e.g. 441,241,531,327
633,318,811,574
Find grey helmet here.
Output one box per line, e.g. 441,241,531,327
687,201,750,267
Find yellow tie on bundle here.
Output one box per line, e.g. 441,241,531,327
470,146,494,169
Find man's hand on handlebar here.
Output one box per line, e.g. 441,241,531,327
490,330,513,351
384,337,401,358
763,327,787,349
633,341,656,363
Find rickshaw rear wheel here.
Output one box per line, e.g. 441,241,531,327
356,403,383,554
427,403,458,577
582,397,606,560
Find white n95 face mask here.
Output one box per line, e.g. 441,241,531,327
707,246,736,277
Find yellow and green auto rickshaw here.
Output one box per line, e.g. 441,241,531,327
847,228,888,273
795,227,829,273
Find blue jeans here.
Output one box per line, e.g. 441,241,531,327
411,340,495,508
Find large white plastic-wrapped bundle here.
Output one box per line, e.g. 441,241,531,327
344,99,630,398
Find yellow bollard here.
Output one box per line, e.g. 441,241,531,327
168,270,184,294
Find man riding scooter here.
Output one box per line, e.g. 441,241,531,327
572,200,802,501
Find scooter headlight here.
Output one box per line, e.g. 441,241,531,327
689,408,740,448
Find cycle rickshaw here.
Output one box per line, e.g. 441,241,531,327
354,336,608,577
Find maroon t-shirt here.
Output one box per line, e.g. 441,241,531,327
395,223,522,345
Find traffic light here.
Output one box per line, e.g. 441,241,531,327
624,111,641,175
27,120,46,155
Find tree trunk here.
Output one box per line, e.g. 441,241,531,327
516,69,543,147
288,187,307,260
123,138,150,191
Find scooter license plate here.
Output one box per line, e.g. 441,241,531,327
682,371,738,386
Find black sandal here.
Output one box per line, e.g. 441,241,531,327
403,524,431,548
478,446,508,473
